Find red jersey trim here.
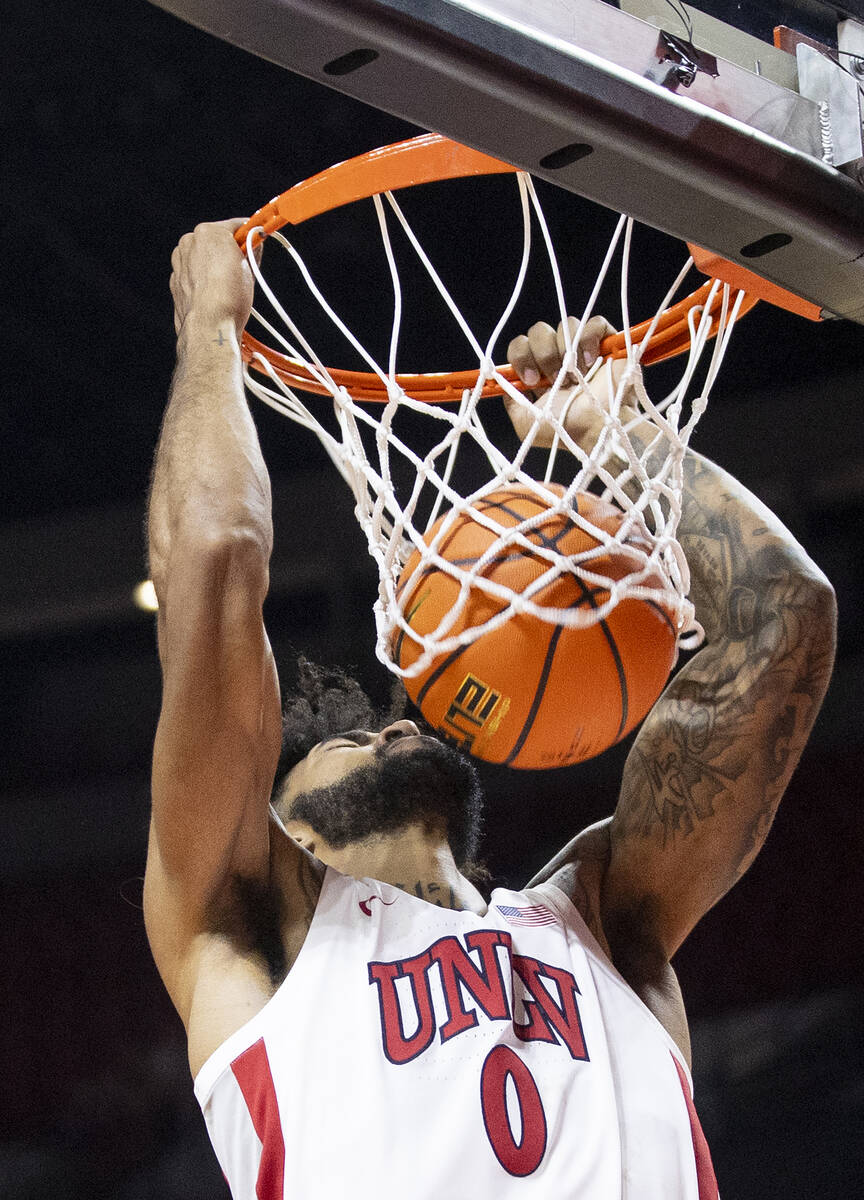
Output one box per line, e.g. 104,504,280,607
231,1037,286,1200
672,1053,719,1200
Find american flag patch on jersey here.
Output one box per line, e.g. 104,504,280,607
495,903,557,927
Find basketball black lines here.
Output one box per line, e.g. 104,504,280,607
394,486,650,767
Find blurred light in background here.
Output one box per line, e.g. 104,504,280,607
134,580,158,612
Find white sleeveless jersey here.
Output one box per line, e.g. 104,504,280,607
194,867,718,1200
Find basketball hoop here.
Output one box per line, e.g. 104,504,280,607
234,133,767,763
235,134,770,400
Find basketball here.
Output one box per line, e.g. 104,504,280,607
393,485,678,768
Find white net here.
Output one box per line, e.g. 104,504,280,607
242,171,745,679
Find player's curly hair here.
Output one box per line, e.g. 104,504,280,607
276,656,492,894
278,655,407,774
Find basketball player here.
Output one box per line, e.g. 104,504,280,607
145,219,836,1198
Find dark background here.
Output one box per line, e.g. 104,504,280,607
2,1,863,1197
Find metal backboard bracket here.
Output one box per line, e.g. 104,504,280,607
148,0,864,322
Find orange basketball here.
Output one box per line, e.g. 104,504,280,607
392,485,678,768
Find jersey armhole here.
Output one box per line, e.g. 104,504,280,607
525,880,603,951
527,881,695,1091
194,864,345,1103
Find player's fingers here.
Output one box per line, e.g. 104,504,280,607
224,217,263,259
171,271,182,334
526,321,561,383
506,333,542,388
501,387,521,424
189,218,248,237
225,216,263,254
579,315,617,371
501,387,537,440
555,315,617,376
555,317,581,383
502,390,554,445
170,239,188,273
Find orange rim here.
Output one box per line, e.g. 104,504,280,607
237,133,760,402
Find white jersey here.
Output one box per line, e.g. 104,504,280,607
194,867,718,1199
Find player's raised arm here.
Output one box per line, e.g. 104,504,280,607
144,220,283,1022
508,320,837,968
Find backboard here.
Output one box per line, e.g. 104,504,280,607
149,0,864,322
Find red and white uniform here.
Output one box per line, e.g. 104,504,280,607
194,867,718,1199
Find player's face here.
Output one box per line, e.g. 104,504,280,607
278,721,483,862
284,720,429,798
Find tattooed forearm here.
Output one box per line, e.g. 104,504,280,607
676,458,800,644
621,571,833,849
604,445,836,951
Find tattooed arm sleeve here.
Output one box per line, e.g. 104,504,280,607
600,451,837,963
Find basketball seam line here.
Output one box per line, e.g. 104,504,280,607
594,610,629,742
646,598,677,638
415,642,469,710
474,497,564,553
503,621,563,767
399,488,578,603
410,493,574,730
561,571,630,747
398,488,571,655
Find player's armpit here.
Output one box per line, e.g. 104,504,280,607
525,816,694,1059
601,521,836,964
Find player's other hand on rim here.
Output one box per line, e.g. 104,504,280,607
505,315,645,449
169,218,259,340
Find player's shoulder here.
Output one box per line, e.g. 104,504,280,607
524,817,613,954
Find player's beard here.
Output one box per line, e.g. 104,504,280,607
287,737,484,865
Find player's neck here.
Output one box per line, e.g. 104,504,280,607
332,826,487,914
